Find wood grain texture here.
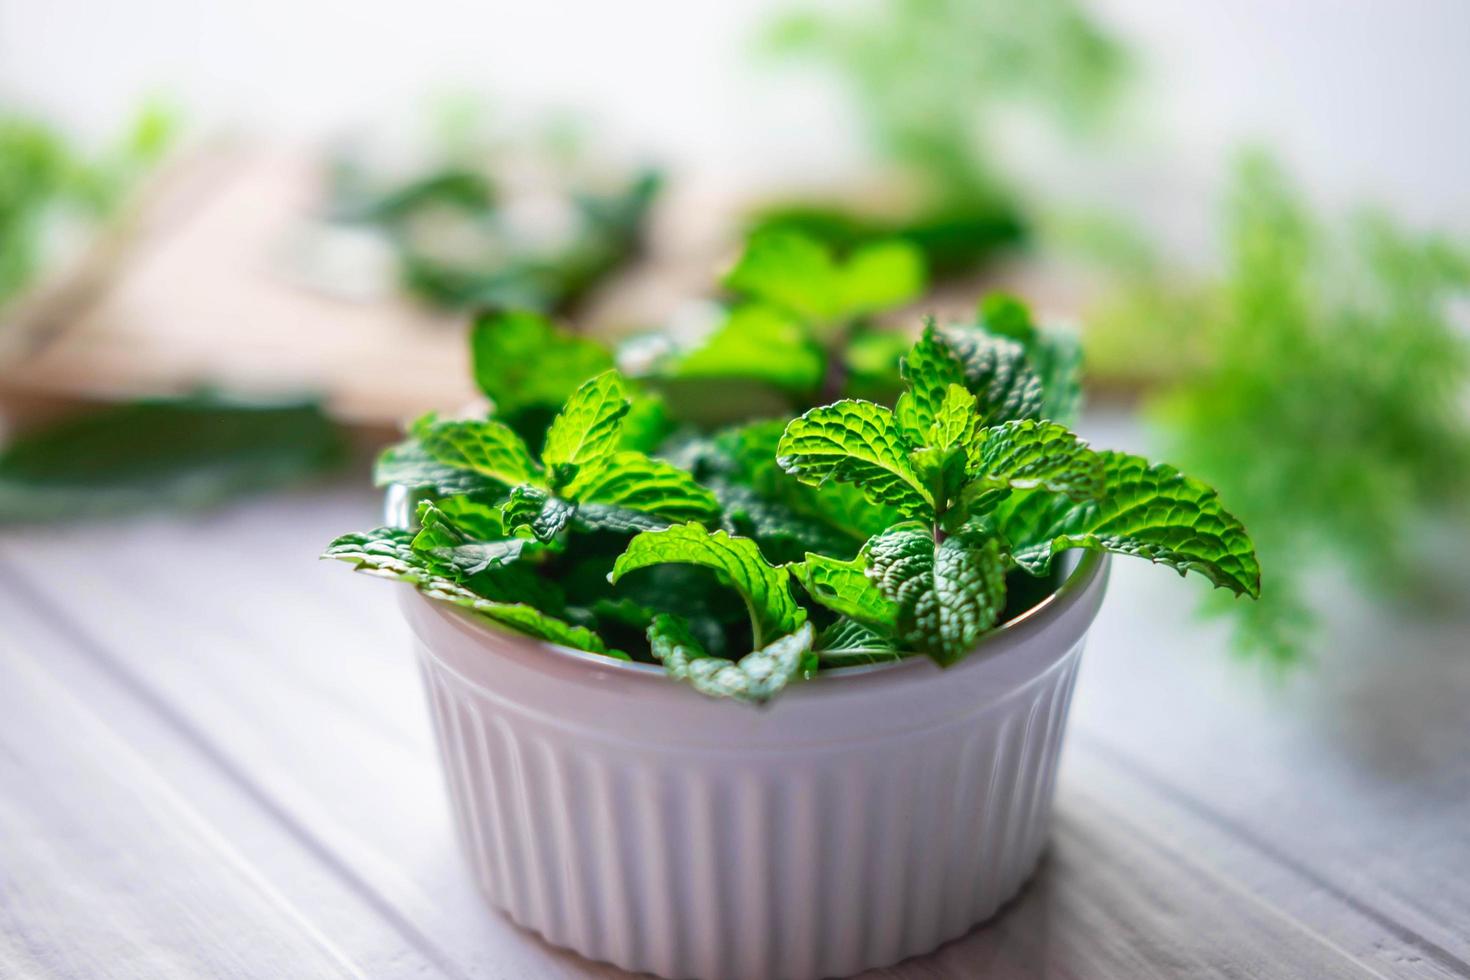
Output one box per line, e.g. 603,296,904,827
0,464,1467,978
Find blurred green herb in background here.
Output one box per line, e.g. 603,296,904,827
325,104,660,315
0,393,347,524
753,0,1129,277
0,101,176,308
1086,153,1470,662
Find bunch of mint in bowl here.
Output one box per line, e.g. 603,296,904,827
326,295,1260,704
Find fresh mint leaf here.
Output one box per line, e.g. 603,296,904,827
866,524,1008,666
814,619,903,666
373,438,500,495
791,551,899,628
470,309,614,416
0,395,344,523
415,416,543,488
540,369,630,478
423,583,613,655
926,384,980,450
567,452,720,523
777,400,933,519
571,501,671,535
997,451,1261,597
964,419,1103,503
648,614,813,703
413,502,535,576
940,327,1044,425
323,528,434,584
667,304,826,394
895,322,969,441
724,230,924,325
611,523,805,647
976,294,1084,425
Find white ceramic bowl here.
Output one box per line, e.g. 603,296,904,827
397,516,1110,980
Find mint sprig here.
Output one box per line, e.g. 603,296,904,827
328,290,1260,702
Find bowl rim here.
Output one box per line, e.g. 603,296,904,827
387,484,1109,685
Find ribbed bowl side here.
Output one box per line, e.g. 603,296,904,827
416,639,1087,980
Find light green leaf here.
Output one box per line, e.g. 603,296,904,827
667,304,826,393
611,523,805,647
941,326,1045,425
927,384,979,450
814,619,903,666
470,309,614,415
777,400,932,519
567,451,719,522
541,370,630,479
791,551,899,628
649,614,813,703
432,495,510,539
839,239,925,316
965,419,1103,501
895,323,968,442
373,438,501,495
866,524,1008,666
724,230,840,322
998,451,1261,597
415,416,543,488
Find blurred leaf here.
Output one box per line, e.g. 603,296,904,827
0,395,345,523
470,309,614,416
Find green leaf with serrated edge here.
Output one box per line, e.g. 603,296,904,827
374,438,501,494
838,239,925,317
323,528,432,584
611,523,805,647
667,304,826,393
712,481,857,564
926,384,979,450
777,400,933,519
415,416,543,488
866,524,1008,666
964,420,1103,503
432,495,509,539
939,327,1044,425
724,230,840,322
976,294,1083,425
541,370,630,479
791,552,899,628
324,526,570,630
648,614,812,703
996,451,1261,597
499,485,575,542
470,309,613,415
896,323,969,442
568,451,719,523
814,619,903,666
412,502,535,577
705,420,895,544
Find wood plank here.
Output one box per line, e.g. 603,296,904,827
0,492,625,979
0,599,365,979
2,481,1450,978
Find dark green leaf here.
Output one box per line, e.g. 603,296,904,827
0,395,345,523
611,523,805,647
866,524,1008,665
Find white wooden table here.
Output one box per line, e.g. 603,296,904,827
2,414,1468,979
